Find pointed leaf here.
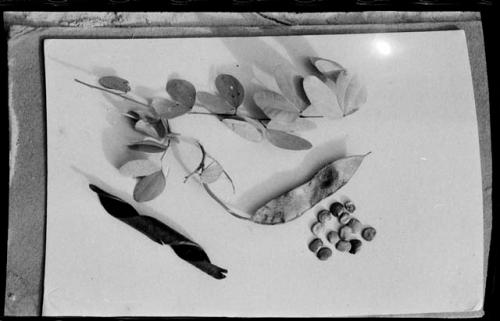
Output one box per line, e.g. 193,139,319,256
310,57,345,77
98,76,131,93
273,64,308,111
267,118,316,132
215,74,244,108
341,73,367,116
128,140,167,153
253,90,300,122
303,76,343,119
221,118,263,142
152,97,191,119
200,163,224,184
265,129,312,150
134,120,161,138
119,159,161,177
166,79,196,108
197,91,236,114
334,70,351,110
133,170,166,202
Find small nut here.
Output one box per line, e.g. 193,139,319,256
361,227,377,241
326,230,340,244
344,201,356,213
347,218,363,234
317,247,333,260
329,202,344,217
335,240,352,252
308,238,323,252
317,209,332,223
339,225,353,240
338,212,352,225
311,222,325,236
349,239,362,254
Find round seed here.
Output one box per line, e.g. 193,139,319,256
317,209,332,223
308,238,323,252
311,222,325,236
349,239,362,254
329,202,344,217
326,230,340,244
347,218,363,234
317,247,333,260
344,200,356,213
335,240,351,252
361,226,377,241
338,212,352,225
339,225,353,240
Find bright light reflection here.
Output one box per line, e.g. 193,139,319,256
374,39,392,56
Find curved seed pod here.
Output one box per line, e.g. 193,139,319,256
251,153,370,225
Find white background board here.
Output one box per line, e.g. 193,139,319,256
43,30,484,316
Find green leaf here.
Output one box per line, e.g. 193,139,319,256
303,75,343,119
128,140,168,153
221,117,264,142
267,118,316,132
133,170,166,202
253,90,300,123
215,74,244,108
273,64,308,111
152,97,191,119
119,159,161,177
265,129,312,150
98,76,131,93
196,91,236,114
200,163,224,184
310,57,345,77
166,79,196,108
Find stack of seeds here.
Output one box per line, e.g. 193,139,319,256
308,199,376,261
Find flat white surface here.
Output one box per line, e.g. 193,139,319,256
43,31,484,317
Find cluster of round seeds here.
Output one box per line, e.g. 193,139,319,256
307,199,376,260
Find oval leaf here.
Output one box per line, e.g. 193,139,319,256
166,79,196,108
119,159,161,177
273,64,308,111
152,97,191,119
334,70,351,110
267,118,316,132
303,75,343,119
98,76,131,93
310,57,345,77
265,129,312,150
221,118,263,142
200,163,224,184
197,91,236,114
128,140,167,153
253,90,300,123
215,74,244,108
133,170,166,202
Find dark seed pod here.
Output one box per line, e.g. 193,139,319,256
99,76,131,92
361,227,377,241
329,202,344,217
317,247,333,261
308,238,323,253
317,209,332,223
349,239,362,254
344,201,356,213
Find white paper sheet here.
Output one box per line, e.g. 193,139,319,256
43,30,484,316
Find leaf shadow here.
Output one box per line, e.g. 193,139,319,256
234,135,347,214
70,165,194,240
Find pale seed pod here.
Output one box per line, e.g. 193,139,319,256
339,225,353,240
338,212,352,225
317,209,332,223
347,218,363,234
326,230,340,244
311,221,325,236
344,200,356,213
335,240,351,252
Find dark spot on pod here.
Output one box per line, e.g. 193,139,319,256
318,167,337,189
317,247,333,260
308,238,323,253
349,239,362,254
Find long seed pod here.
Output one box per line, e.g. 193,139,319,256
89,184,227,279
251,153,370,225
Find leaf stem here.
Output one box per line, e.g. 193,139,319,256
187,111,324,121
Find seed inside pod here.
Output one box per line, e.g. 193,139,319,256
344,200,356,213
311,222,325,236
347,218,363,234
349,239,362,254
317,209,332,223
339,225,353,240
317,247,333,260
326,230,340,244
329,202,344,217
361,227,377,241
335,240,351,252
338,212,352,225
309,238,323,252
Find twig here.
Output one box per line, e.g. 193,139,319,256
187,111,324,121
201,183,250,221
